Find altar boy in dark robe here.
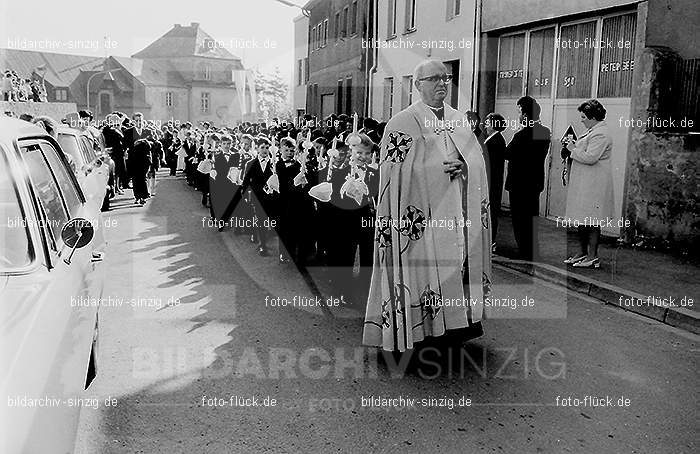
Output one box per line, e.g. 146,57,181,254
346,134,379,303
316,143,352,294
211,135,235,227
240,136,277,256
276,137,303,264
295,140,320,265
226,137,254,235
182,132,198,186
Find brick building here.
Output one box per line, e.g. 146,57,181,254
476,0,699,249
303,0,374,119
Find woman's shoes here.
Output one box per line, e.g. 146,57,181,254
572,257,600,268
564,255,586,264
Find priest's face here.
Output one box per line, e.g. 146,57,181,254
415,61,449,107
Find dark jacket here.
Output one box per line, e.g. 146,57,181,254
102,126,125,156
485,132,507,201
276,159,303,197
504,122,551,193
127,139,152,175
242,157,275,199
123,126,154,155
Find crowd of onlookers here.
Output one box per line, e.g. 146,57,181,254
2,70,48,102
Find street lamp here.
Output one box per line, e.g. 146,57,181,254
272,0,310,17
86,68,122,114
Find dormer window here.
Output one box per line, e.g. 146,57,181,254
203,38,216,51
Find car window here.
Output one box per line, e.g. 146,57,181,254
20,143,69,248
57,134,86,168
0,149,32,271
39,141,82,216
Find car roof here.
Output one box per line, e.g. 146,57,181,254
0,116,48,138
57,126,90,137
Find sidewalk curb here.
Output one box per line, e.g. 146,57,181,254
493,256,700,335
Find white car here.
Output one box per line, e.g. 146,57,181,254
57,126,110,212
0,117,106,453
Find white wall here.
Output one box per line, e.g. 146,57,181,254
370,0,477,120
293,14,309,114
145,86,189,124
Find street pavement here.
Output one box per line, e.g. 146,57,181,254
75,172,698,454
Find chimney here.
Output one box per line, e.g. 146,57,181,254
190,22,200,28
174,24,181,28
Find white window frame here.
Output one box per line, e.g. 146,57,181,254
387,0,397,38
405,0,417,32
201,92,210,113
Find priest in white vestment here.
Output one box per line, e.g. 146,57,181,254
363,60,493,352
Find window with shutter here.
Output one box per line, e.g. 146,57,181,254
556,21,596,99
497,33,525,98
383,78,394,120
598,13,636,98
526,28,555,98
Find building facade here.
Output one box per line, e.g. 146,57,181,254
304,0,373,119
368,0,478,121
2,23,258,126
0,48,104,104
293,14,310,123
476,0,698,248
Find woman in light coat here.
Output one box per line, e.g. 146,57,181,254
563,99,614,269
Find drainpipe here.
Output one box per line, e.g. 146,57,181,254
470,0,482,111
365,0,378,118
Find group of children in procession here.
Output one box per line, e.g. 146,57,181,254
176,115,382,303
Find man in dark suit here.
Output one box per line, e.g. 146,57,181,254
484,113,508,245
127,138,152,205
103,114,126,193
504,96,551,261
123,113,155,200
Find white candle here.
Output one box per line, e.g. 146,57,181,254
352,112,358,133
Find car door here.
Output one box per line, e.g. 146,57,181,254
57,133,104,214
9,138,105,452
